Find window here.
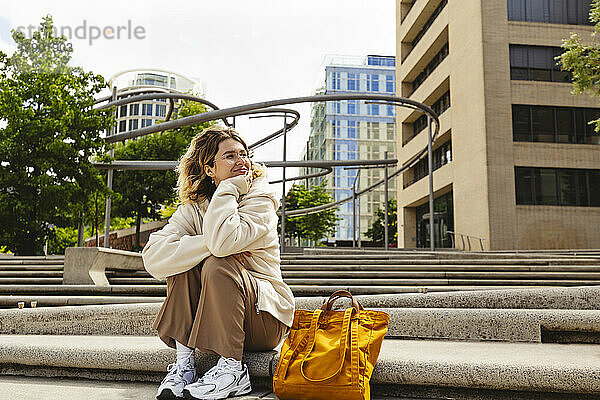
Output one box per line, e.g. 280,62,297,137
368,103,380,116
387,123,395,140
410,91,451,141
119,105,127,118
347,100,358,114
510,45,571,82
512,105,600,144
331,72,341,90
387,105,395,116
333,120,341,138
142,104,153,116
386,75,395,93
128,119,139,131
347,73,359,91
367,56,395,66
129,104,139,116
155,104,166,117
412,43,449,92
411,0,448,48
119,120,126,132
405,140,452,188
432,91,451,115
141,119,153,128
330,101,340,114
348,121,358,138
367,122,380,140
515,167,600,206
136,73,168,87
367,74,379,92
508,0,593,25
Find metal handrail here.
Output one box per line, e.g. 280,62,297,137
447,231,486,252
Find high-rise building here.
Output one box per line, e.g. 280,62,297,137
303,55,397,243
108,69,200,135
396,0,599,250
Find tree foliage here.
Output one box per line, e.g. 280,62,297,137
110,100,212,250
0,15,113,255
558,0,600,132
280,183,339,245
364,198,397,247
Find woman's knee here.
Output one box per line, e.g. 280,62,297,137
201,255,239,283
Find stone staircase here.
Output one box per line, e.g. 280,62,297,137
1,249,600,308
0,287,599,398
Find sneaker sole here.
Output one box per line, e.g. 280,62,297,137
157,388,182,400
183,383,251,400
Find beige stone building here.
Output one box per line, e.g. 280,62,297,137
396,0,600,250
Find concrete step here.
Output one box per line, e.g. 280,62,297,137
282,270,600,278
281,258,600,265
0,335,597,395
3,302,599,343
0,259,65,265
0,277,63,284
0,265,64,271
295,286,600,310
0,296,164,308
287,285,543,296
0,271,63,277
281,264,600,272
0,285,166,296
283,278,600,286
301,248,600,258
109,278,163,285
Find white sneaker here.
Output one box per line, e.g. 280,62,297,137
183,357,252,400
157,354,197,400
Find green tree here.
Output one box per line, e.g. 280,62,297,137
110,100,212,250
558,0,600,135
281,183,339,245
0,16,114,255
364,198,397,247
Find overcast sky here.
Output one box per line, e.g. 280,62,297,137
0,0,396,195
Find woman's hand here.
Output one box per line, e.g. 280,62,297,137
245,167,253,189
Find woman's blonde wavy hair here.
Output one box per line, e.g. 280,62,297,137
176,125,265,205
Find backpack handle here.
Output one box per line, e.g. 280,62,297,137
321,290,363,311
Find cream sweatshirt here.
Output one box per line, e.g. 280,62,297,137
141,174,295,327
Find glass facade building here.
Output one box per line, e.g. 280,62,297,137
302,55,397,243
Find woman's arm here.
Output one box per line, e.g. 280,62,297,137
203,175,276,257
141,204,212,280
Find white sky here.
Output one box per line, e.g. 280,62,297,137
0,0,396,196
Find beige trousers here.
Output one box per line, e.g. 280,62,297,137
153,255,287,361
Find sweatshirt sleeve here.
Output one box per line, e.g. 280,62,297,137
141,203,211,280
203,175,275,257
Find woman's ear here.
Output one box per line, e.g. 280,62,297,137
204,164,213,177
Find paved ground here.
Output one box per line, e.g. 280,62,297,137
0,375,429,400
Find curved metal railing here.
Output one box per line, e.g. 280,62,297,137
93,92,442,248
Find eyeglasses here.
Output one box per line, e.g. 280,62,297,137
217,151,251,163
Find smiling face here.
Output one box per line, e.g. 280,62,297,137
203,138,251,187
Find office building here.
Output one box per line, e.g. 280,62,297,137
108,69,200,134
303,55,397,243
396,0,599,249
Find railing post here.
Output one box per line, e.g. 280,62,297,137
427,116,434,251
280,113,288,251
352,183,356,248
103,86,117,248
384,151,389,250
